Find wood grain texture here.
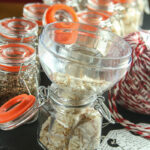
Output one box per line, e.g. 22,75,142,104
0,2,25,19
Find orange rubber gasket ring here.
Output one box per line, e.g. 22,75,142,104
1,18,36,31
45,4,78,24
54,22,79,44
55,29,78,44
24,3,49,26
0,94,36,123
0,18,37,42
78,11,109,25
44,4,79,44
114,0,135,3
0,33,36,43
0,43,35,72
98,0,113,5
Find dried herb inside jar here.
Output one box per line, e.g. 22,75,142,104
0,43,38,106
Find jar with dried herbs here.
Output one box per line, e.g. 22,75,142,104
0,43,38,106
38,87,103,150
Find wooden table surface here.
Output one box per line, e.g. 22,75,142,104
0,2,25,19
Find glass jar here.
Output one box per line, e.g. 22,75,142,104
43,4,78,25
0,17,38,45
23,3,50,34
0,43,38,107
38,87,103,150
78,10,124,36
86,1,125,36
114,0,142,35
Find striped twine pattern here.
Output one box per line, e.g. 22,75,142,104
109,31,150,139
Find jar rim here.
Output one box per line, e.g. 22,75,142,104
23,2,49,26
0,43,36,72
0,17,38,42
114,0,135,4
87,0,124,14
78,11,110,26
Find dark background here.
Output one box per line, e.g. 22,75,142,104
0,1,150,150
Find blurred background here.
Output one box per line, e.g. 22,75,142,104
0,0,150,19
0,0,42,19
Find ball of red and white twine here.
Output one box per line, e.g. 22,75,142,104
109,31,150,138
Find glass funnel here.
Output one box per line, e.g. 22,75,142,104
38,22,131,105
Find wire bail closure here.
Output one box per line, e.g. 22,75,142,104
38,86,115,124
95,95,115,124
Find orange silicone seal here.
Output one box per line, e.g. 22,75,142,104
44,4,79,44
90,0,113,6
24,3,49,26
54,22,79,44
44,4,78,24
0,94,36,123
0,18,37,42
98,0,113,5
113,0,135,3
78,11,109,26
0,43,35,72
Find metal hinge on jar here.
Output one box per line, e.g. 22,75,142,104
94,95,115,124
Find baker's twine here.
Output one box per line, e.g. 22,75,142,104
109,31,150,139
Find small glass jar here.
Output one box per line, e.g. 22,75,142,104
43,3,78,25
0,94,39,130
86,1,125,36
0,43,38,107
23,3,50,35
87,0,144,36
38,87,103,150
78,10,124,36
0,17,38,45
114,0,142,35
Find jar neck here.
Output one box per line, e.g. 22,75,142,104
48,84,98,108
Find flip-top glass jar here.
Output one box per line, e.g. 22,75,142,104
0,17,38,45
86,1,125,36
114,0,142,35
38,86,103,150
0,43,38,107
78,10,124,36
87,0,144,36
23,3,49,34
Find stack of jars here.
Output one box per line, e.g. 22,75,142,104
42,0,149,36
0,17,39,103
0,2,50,108
0,3,48,128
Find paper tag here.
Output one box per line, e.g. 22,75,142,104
101,125,150,150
